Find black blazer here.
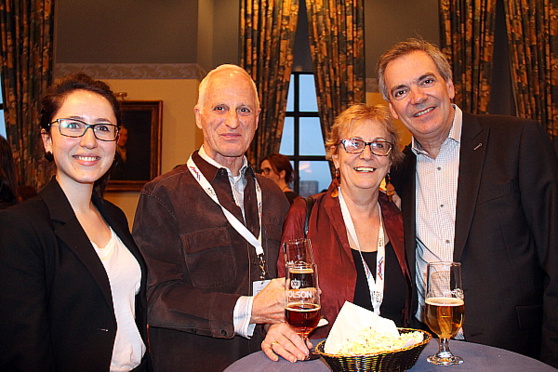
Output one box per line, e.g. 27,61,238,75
392,113,558,367
0,179,148,371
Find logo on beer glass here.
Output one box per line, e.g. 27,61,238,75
291,278,301,289
287,289,314,300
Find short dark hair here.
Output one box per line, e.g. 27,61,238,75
40,73,121,132
39,73,120,197
261,153,295,184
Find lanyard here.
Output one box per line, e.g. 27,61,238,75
338,188,385,315
187,156,266,279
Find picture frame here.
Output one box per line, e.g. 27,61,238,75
108,100,162,191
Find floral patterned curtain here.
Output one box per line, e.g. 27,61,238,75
503,0,558,147
240,0,300,168
0,0,54,189
439,0,497,114
305,0,365,140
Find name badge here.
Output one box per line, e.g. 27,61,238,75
253,279,271,296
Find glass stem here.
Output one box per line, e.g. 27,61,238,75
438,337,452,357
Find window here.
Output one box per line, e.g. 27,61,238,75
280,72,332,197
0,76,5,138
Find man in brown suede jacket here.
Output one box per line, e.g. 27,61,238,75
133,64,290,371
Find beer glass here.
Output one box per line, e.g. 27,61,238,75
283,238,315,267
285,263,321,361
424,261,465,365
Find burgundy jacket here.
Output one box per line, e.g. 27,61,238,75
133,152,289,371
279,180,412,339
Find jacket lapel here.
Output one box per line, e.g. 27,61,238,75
40,180,114,311
395,147,418,280
453,113,488,261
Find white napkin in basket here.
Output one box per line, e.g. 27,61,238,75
324,301,400,354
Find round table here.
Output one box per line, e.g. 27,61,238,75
224,339,557,371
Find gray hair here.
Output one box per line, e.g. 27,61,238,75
196,64,260,109
376,38,453,101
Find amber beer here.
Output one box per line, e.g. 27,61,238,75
285,303,321,335
425,297,465,339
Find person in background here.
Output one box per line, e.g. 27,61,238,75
260,152,300,204
262,104,412,363
377,38,558,367
133,64,290,371
0,73,149,371
0,134,19,209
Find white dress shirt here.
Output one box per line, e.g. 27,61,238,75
413,105,462,325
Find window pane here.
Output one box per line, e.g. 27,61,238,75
286,78,294,112
299,74,318,112
0,114,5,138
299,117,324,156
298,161,331,197
280,117,294,155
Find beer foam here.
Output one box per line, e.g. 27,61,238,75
425,297,464,306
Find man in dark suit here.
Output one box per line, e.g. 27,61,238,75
376,38,558,368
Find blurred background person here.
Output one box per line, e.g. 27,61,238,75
260,152,299,204
0,74,149,371
0,134,19,209
262,104,411,362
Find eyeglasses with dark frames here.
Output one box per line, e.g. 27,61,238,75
49,118,119,142
340,138,393,156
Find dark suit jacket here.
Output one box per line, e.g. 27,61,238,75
392,112,558,368
279,180,412,339
0,178,149,371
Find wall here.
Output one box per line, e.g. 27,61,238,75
54,0,437,224
102,79,201,227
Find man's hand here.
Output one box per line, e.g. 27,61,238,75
261,323,312,362
250,278,286,324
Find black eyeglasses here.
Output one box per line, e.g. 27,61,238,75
49,118,119,142
340,138,393,156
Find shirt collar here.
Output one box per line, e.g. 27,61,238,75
411,104,463,155
198,145,248,181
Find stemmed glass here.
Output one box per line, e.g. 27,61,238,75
283,238,315,267
285,263,321,361
424,261,465,366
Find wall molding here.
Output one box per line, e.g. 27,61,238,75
54,63,207,80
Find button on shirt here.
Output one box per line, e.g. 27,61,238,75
198,146,256,339
413,105,462,323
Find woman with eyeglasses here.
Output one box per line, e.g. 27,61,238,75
0,74,149,371
262,104,412,363
259,153,300,204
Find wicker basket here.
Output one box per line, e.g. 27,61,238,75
314,328,432,372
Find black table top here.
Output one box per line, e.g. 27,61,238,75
225,339,557,371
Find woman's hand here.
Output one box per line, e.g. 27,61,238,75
261,323,313,362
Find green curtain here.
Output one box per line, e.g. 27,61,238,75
305,0,365,141
439,0,497,114
0,0,54,189
503,0,558,145
240,0,300,168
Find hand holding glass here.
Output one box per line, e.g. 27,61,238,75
424,261,465,366
285,263,321,361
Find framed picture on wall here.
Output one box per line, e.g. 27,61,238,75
108,100,162,191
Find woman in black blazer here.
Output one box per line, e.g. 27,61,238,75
0,74,149,371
